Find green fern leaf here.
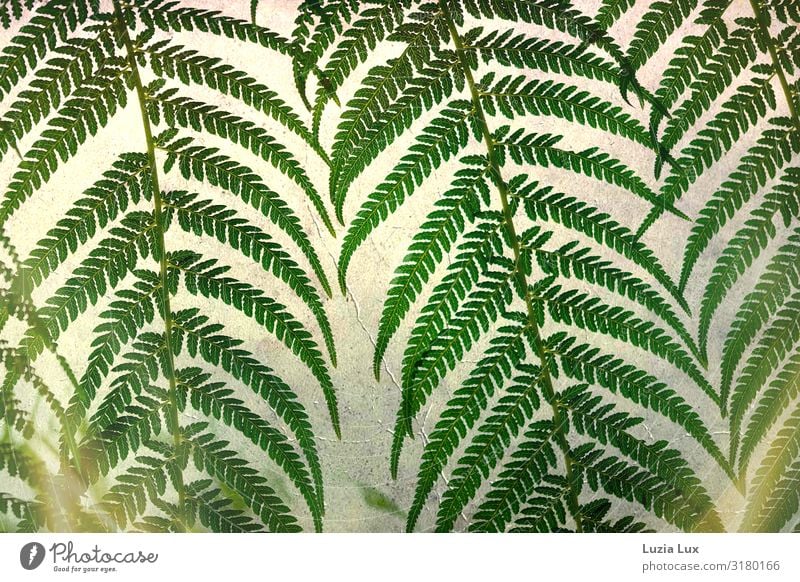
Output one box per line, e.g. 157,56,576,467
740,404,800,532
699,171,800,365
158,134,330,295
626,0,698,71
499,131,689,219
466,28,618,84
436,364,543,532
165,191,335,364
337,101,475,292
468,420,558,532
480,75,653,148
0,69,128,230
188,431,301,532
173,309,324,513
168,252,339,438
180,367,322,531
730,294,800,464
149,89,334,235
406,320,529,531
373,160,490,380
547,332,730,475
0,0,95,97
678,120,800,291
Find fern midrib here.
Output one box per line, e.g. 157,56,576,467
748,0,800,132
113,0,186,526
440,0,583,532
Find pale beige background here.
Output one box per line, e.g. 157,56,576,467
1,0,797,532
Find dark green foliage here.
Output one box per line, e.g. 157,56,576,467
3,0,800,535
328,0,738,533
0,0,336,533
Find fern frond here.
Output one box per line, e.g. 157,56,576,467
699,170,800,365
662,26,760,152
80,384,166,481
173,308,324,513
0,0,96,97
479,75,653,148
315,0,407,102
547,332,729,473
650,2,731,124
466,29,618,84
658,75,778,216
468,420,558,532
147,43,324,158
149,89,334,235
400,215,504,394
180,366,321,531
730,294,800,464
193,484,263,533
626,0,698,71
678,120,800,291
499,131,689,219
461,0,626,64
165,191,335,364
72,270,159,418
435,364,543,532
535,241,698,360
519,184,688,311
595,0,636,29
562,384,723,531
406,320,529,531
328,5,448,216
136,0,291,55
740,404,800,532
577,500,652,533
739,352,800,476
158,134,330,295
188,431,301,532
0,29,115,160
168,252,339,438
88,331,167,436
21,211,156,360
0,0,36,28
573,442,710,532
373,160,490,379
0,67,129,230
538,284,715,401
508,474,570,532
20,153,150,288
398,263,517,443
337,100,475,291
330,50,462,219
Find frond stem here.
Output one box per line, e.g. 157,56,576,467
113,0,186,527
439,0,583,532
